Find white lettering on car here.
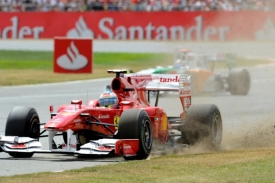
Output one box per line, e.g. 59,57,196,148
98,114,110,119
74,119,82,123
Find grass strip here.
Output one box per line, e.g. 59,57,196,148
0,147,275,182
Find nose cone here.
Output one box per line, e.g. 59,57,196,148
44,111,78,131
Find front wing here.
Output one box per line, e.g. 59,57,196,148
0,136,139,157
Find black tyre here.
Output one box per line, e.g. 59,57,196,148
228,69,250,95
181,104,222,150
203,75,225,93
116,109,153,160
5,106,40,158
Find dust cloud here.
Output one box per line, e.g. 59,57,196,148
155,43,275,152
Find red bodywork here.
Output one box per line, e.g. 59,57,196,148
44,72,189,145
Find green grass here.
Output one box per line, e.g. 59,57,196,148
0,50,173,70
0,50,271,86
0,50,174,86
1,147,275,182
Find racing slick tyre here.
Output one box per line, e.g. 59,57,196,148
5,106,40,158
181,104,222,150
116,109,153,160
228,69,250,95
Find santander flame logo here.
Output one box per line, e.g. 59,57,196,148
67,16,94,38
57,42,88,70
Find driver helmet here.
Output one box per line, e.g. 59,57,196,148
98,91,118,107
174,59,182,69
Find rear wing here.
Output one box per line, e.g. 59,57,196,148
197,53,236,71
124,73,191,110
123,73,190,92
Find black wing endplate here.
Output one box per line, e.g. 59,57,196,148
108,69,129,78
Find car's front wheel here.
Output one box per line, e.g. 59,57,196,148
5,106,40,158
116,109,153,160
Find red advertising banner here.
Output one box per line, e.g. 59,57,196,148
54,37,92,73
0,12,275,41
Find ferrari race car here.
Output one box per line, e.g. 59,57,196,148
0,70,223,160
138,48,251,95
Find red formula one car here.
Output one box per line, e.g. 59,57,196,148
0,70,222,160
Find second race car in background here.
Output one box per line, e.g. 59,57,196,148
137,48,251,96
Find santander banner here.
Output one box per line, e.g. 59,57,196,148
0,12,275,41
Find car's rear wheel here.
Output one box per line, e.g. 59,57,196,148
5,106,40,158
116,109,153,160
181,104,222,150
228,68,250,95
